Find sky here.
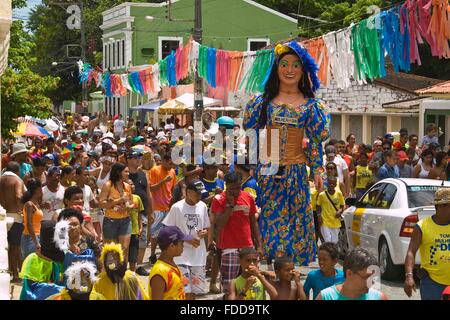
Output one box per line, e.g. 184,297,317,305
12,0,42,22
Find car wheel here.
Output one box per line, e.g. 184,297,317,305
336,226,348,259
378,238,402,281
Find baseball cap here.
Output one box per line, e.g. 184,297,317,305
126,150,142,159
373,140,382,146
44,153,55,161
392,141,402,150
434,188,450,205
132,136,145,143
188,126,194,131
396,151,409,161
186,179,207,195
101,132,114,140
48,166,62,175
157,225,194,249
384,133,394,140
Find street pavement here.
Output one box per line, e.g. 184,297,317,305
10,245,420,300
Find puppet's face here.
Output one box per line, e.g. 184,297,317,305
105,252,120,270
277,54,303,88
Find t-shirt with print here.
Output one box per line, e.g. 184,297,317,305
241,176,260,207
163,199,210,266
42,184,65,221
317,190,345,228
211,191,256,249
202,178,225,197
130,194,144,235
113,119,125,134
148,165,177,212
234,275,265,300
82,185,95,212
148,260,185,300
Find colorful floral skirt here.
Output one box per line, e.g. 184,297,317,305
256,162,316,265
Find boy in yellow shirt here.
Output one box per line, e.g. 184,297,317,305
354,152,373,199
148,225,195,300
317,177,345,244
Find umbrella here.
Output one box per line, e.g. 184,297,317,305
131,145,151,154
158,99,193,115
13,122,51,138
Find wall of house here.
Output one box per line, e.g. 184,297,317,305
129,0,297,65
315,80,419,144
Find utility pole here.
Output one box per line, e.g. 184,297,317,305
80,0,87,114
193,0,203,122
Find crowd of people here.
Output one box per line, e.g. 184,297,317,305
0,111,448,301
1,39,450,301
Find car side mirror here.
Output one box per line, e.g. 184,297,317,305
346,197,357,207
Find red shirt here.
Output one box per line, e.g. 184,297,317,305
211,191,256,250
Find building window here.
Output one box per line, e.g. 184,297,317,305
122,39,125,67
112,42,116,68
247,38,270,51
104,44,108,68
371,116,386,142
330,114,342,141
118,40,122,68
109,43,113,69
158,37,183,60
349,115,363,143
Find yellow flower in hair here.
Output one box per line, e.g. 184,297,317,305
274,44,290,56
100,242,124,264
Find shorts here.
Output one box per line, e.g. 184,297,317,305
320,226,340,244
220,249,241,294
150,211,167,238
21,234,40,260
8,223,24,247
128,234,139,263
179,265,206,295
139,214,148,249
103,216,132,240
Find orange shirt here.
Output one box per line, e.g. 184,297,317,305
23,203,43,236
105,182,132,219
148,165,176,212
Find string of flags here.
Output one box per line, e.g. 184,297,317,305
78,0,450,97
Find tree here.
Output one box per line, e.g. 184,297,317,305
1,19,59,139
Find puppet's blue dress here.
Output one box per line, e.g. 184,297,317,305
243,94,330,265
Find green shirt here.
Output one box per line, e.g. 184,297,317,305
234,275,265,300
130,194,144,235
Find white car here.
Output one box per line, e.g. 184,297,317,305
341,178,450,280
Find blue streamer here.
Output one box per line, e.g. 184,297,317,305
102,72,111,97
79,63,91,84
130,72,144,95
167,51,177,87
379,7,410,74
207,48,217,88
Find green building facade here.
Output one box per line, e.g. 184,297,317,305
101,0,297,115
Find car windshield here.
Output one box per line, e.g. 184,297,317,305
407,186,450,208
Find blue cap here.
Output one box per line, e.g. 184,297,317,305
157,226,194,248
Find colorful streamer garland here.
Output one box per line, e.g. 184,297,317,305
78,1,450,97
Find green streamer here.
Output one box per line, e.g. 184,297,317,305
239,49,274,94
351,19,381,81
197,45,209,79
